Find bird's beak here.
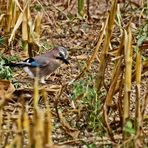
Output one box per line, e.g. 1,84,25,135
62,58,69,65
56,56,69,64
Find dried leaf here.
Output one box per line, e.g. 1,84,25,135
0,79,15,100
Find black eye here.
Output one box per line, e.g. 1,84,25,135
59,52,65,58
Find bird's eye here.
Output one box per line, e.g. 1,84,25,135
59,50,68,59
59,51,65,58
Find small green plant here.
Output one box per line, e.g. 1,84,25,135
123,119,136,136
71,76,105,133
83,143,97,148
0,55,18,80
0,37,5,46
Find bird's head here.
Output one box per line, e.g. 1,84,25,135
55,46,69,64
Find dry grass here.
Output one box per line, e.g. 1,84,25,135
0,0,148,147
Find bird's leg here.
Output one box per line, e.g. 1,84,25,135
40,77,46,84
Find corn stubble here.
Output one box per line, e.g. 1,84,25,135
94,0,148,146
0,0,53,147
0,0,42,56
74,0,147,146
0,0,148,147
0,78,53,147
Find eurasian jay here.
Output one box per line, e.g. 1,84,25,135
4,46,69,83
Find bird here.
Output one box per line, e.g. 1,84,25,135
4,46,69,84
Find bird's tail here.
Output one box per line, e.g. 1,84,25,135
4,62,32,67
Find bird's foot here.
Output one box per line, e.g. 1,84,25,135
40,77,46,84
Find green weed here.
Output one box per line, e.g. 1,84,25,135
0,55,18,80
71,76,105,134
